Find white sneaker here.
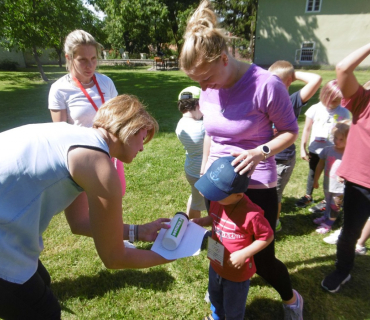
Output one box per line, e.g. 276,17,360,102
355,244,367,255
323,229,341,245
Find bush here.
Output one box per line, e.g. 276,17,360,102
0,59,19,71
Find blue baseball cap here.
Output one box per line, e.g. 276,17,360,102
195,156,250,201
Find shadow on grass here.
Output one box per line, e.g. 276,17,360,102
245,298,284,319
0,67,197,133
275,196,340,239
53,268,175,303
248,254,370,319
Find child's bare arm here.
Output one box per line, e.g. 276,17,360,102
295,71,322,104
200,135,211,176
191,215,213,227
300,117,313,161
313,159,325,189
227,235,274,269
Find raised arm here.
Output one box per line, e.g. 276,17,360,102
295,71,322,103
336,43,370,98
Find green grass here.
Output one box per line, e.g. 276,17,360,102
1,66,370,320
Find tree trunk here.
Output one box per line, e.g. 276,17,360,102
58,51,62,68
32,45,48,81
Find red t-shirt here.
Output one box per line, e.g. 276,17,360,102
337,86,370,188
209,194,273,282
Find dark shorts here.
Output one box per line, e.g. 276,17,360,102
0,260,61,320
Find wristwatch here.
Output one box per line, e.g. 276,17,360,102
259,145,271,160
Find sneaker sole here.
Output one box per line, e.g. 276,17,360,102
309,208,326,213
321,274,351,293
323,238,337,245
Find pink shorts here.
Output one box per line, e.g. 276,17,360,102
111,157,126,196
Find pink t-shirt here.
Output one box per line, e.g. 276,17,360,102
200,64,298,189
209,194,273,282
337,86,370,188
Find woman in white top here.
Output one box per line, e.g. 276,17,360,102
48,30,125,217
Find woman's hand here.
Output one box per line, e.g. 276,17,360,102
138,218,171,242
313,181,319,189
230,148,264,176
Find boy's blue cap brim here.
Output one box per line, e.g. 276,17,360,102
195,156,250,202
195,174,230,201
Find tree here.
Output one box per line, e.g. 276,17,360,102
1,0,106,80
1,0,55,80
99,0,171,55
161,0,199,55
46,2,106,68
89,0,198,56
212,0,258,59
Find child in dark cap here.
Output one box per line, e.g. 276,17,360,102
193,156,274,320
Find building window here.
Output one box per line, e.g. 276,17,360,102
306,0,322,12
295,42,317,63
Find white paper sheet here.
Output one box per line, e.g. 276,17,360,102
151,221,207,259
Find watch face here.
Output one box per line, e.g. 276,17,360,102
262,145,270,154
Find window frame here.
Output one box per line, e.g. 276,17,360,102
295,41,317,64
305,0,322,13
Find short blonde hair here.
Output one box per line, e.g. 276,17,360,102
64,30,102,71
319,79,343,107
332,119,351,139
180,0,230,74
268,60,295,82
93,95,159,145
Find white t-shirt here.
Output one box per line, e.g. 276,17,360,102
319,146,344,193
175,117,205,178
305,102,351,154
48,73,118,127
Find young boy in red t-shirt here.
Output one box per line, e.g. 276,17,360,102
192,156,274,320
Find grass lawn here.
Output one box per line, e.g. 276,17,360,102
1,65,370,320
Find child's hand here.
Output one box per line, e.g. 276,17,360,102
191,218,201,225
337,177,345,183
313,181,319,189
301,150,310,162
227,250,248,269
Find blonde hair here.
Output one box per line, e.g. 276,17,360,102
268,60,295,82
319,79,343,107
180,0,230,74
332,119,351,139
93,95,159,145
64,30,102,71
